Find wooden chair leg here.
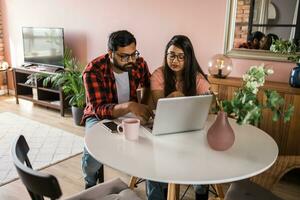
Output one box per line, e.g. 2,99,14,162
129,176,138,189
168,183,180,200
213,184,225,200
167,183,177,200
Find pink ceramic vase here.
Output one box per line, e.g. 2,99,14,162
207,111,235,151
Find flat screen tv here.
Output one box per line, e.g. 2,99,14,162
22,27,64,68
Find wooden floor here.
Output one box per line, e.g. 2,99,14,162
0,95,299,200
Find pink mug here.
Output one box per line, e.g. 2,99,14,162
117,118,140,141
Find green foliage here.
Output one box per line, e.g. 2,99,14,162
30,47,85,108
61,71,85,108
217,64,294,125
270,39,300,63
270,39,297,54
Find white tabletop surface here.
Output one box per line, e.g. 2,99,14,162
85,115,278,185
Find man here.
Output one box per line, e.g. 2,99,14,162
82,30,153,189
239,31,265,49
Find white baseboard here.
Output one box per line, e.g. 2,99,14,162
0,89,15,96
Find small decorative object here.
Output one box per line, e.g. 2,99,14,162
288,55,300,88
207,64,294,151
289,63,300,88
207,111,235,151
208,54,233,78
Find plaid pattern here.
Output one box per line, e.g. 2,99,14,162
82,54,151,123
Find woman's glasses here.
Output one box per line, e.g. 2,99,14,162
115,50,140,62
167,53,185,62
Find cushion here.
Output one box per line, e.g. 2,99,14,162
99,189,141,200
224,179,283,200
65,178,141,200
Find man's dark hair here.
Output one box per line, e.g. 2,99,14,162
163,35,208,97
247,31,265,42
108,30,136,52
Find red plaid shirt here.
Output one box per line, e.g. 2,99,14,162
82,54,151,123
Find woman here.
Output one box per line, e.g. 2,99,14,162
151,35,210,106
147,35,210,200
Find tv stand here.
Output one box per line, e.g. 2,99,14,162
13,66,67,116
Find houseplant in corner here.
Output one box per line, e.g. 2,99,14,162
34,48,85,125
207,64,294,151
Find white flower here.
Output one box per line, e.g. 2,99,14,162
243,74,249,81
252,88,258,94
267,69,274,75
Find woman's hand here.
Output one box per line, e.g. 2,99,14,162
167,91,184,98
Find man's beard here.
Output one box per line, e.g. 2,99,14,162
112,57,135,72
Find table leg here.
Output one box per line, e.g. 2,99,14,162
176,184,180,199
129,176,138,189
167,183,179,200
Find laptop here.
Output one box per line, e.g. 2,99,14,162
144,95,213,135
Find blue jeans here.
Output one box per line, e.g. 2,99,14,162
146,180,208,200
81,117,102,186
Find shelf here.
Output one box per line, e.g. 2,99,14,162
18,94,34,100
37,99,61,109
37,87,60,94
14,67,66,116
17,83,36,88
18,95,61,109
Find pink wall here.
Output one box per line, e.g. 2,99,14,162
1,0,295,83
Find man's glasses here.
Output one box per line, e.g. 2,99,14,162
115,50,140,62
167,53,185,62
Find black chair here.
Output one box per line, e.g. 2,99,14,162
11,135,141,200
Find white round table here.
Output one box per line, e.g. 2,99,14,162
85,115,278,199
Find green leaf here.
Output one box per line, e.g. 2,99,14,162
272,111,280,121
284,105,294,122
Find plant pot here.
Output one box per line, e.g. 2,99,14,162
289,63,300,88
71,106,84,126
207,111,235,151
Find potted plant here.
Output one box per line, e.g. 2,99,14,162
208,64,294,150
32,48,85,125
270,39,300,87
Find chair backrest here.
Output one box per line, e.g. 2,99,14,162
11,135,62,200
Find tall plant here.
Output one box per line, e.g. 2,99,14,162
33,47,86,108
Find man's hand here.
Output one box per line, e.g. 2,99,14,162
128,102,154,125
167,91,184,98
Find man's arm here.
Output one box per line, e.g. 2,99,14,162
84,71,116,119
112,101,153,125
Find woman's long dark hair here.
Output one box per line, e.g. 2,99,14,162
164,35,207,97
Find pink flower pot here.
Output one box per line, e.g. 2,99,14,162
207,111,235,151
